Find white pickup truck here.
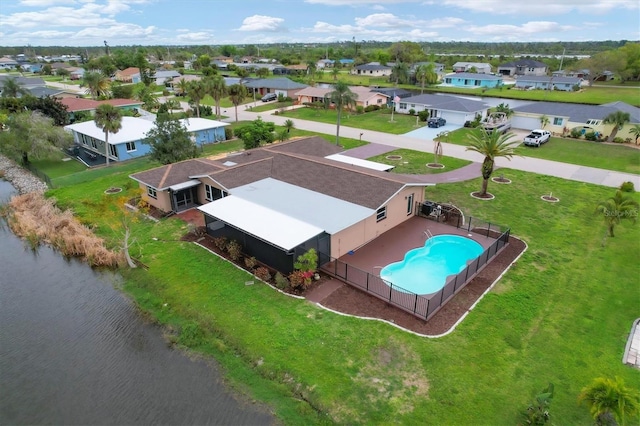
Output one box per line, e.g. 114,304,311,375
523,129,551,147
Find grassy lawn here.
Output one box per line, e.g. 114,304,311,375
441,129,640,174
279,107,421,134
247,101,294,112
45,161,640,425
368,148,471,174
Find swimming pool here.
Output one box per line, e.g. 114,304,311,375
380,234,483,295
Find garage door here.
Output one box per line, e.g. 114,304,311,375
511,115,541,131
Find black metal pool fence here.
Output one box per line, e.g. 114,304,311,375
320,217,510,321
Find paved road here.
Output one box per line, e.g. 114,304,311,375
225,103,640,189
46,81,88,95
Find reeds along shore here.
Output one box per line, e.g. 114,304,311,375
3,192,123,268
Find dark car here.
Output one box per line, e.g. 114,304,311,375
427,117,446,128
261,93,277,102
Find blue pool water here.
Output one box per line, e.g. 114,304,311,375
380,234,483,295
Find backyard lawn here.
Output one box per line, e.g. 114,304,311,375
367,148,471,174
43,143,640,425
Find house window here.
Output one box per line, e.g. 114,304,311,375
553,117,563,126
399,103,407,109
377,98,382,104
126,142,136,151
90,138,98,149
205,184,226,201
406,194,414,216
108,144,117,159
586,119,601,125
147,186,157,199
376,206,387,222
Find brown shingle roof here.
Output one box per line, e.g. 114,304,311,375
130,158,222,189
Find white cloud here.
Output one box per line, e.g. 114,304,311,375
237,15,286,32
305,0,420,4
441,0,638,15
19,0,76,5
0,6,115,29
176,31,213,42
72,23,156,39
466,21,576,37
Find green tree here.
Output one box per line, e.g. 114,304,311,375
391,62,409,85
227,83,247,122
94,104,122,167
628,124,640,145
578,377,640,425
465,128,519,196
206,75,226,119
134,84,158,111
239,117,275,149
414,63,436,94
146,115,197,165
284,119,295,133
540,114,550,129
111,81,134,99
22,95,69,126
1,76,27,98
522,383,554,426
331,66,340,81
83,71,111,99
494,102,514,117
603,111,631,142
197,54,211,69
187,80,207,118
595,190,639,237
41,64,53,75
236,68,250,83
256,67,270,78
329,80,357,146
56,68,70,78
0,111,71,164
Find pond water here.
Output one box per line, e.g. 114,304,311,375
0,180,274,425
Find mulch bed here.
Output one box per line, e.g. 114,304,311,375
318,236,526,336
181,227,526,336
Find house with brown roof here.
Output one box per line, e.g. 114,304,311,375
296,85,389,109
60,98,144,122
114,67,141,83
129,137,433,273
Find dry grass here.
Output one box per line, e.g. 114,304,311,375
4,192,123,267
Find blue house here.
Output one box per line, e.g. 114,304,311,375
514,75,581,92
443,72,503,88
64,117,229,166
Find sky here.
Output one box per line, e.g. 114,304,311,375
0,0,638,47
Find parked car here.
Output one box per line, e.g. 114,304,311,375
261,93,277,102
523,129,551,147
427,117,446,128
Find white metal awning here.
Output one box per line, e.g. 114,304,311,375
198,196,324,251
325,154,394,171
169,180,200,191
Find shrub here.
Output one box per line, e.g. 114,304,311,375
364,105,380,112
408,109,416,116
418,111,430,122
213,236,227,251
288,270,309,292
244,256,258,270
522,383,554,425
274,272,289,290
570,128,583,138
613,137,624,143
255,266,272,282
224,127,234,140
162,89,170,96
226,240,242,261
585,131,598,141
620,181,635,192
356,105,364,114
294,248,318,272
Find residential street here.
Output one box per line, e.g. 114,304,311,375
224,102,640,189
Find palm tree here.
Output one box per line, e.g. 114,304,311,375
331,66,340,81
329,81,357,146
176,78,189,97
391,62,409,85
1,76,27,97
578,377,640,425
206,75,226,119
187,80,207,118
595,190,639,237
83,71,110,100
284,119,295,133
494,103,514,118
540,114,550,129
94,104,122,167
466,128,519,196
629,124,640,145
414,64,429,94
227,84,247,122
603,111,631,142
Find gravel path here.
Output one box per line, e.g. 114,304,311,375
0,155,48,195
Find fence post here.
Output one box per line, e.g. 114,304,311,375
487,222,491,237
366,272,369,291
389,283,393,301
413,294,418,314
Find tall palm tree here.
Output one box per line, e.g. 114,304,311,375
83,71,110,100
629,124,640,145
187,80,207,118
94,104,122,167
578,376,640,425
206,75,226,119
414,64,429,94
227,84,247,122
391,62,409,85
176,77,189,97
1,76,27,97
331,66,340,81
466,128,519,196
603,111,631,142
329,81,357,146
595,190,639,237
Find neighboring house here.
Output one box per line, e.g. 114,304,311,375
65,117,229,163
372,87,413,106
442,72,503,88
60,98,144,121
411,62,445,74
452,62,492,74
129,136,433,273
497,59,548,76
167,74,201,91
212,56,233,64
26,86,74,99
317,59,334,69
114,67,141,83
244,77,308,98
296,85,389,108
338,59,354,67
21,63,44,73
154,70,182,86
0,56,19,69
514,75,581,91
0,75,47,95
350,63,393,77
511,101,640,139
70,68,85,80
394,93,489,125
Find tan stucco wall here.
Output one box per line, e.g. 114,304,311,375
138,183,172,212
330,187,425,258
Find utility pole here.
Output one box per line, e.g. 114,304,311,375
558,47,566,71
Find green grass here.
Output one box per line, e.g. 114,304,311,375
30,155,86,179
248,101,294,112
45,144,640,425
368,148,471,174
279,107,422,134
440,128,640,174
